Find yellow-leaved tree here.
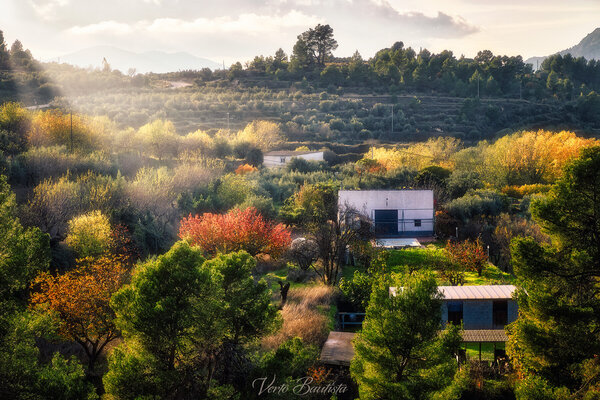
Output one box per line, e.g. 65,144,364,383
65,210,113,258
237,120,282,151
135,119,179,160
481,130,597,186
367,137,462,171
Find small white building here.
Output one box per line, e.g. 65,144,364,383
263,150,325,168
338,190,434,237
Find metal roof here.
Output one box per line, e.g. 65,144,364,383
462,329,508,342
389,285,516,300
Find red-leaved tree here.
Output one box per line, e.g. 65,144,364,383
445,238,488,276
179,207,291,258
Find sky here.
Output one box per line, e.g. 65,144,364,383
1,0,599,65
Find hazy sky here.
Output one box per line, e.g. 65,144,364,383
1,0,599,64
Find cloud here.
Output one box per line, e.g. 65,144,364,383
355,0,479,38
145,10,323,35
68,20,134,35
28,0,69,21
65,10,322,38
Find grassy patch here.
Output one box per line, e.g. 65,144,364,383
463,264,515,285
259,265,316,295
385,246,445,273
464,342,504,361
261,285,335,350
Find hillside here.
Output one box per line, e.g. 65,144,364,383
527,27,600,67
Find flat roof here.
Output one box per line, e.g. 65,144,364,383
389,285,516,300
264,150,322,156
375,238,421,248
320,331,356,366
338,189,433,193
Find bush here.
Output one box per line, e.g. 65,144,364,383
286,157,323,173
339,270,372,312
65,210,113,258
444,190,509,222
245,147,263,167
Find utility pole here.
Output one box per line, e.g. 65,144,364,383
227,112,230,131
519,79,522,100
70,111,73,153
390,103,394,134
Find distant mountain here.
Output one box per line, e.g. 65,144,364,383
526,27,600,69
52,46,221,73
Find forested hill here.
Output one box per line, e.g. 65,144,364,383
2,25,600,142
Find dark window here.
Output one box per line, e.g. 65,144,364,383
493,300,508,327
280,157,286,163
447,301,463,325
414,219,422,227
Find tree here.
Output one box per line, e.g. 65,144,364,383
203,251,279,383
234,163,257,175
0,175,50,309
30,255,129,372
245,147,263,167
445,238,488,276
507,146,600,396
0,175,94,399
0,312,98,400
106,243,277,398
281,183,373,285
0,102,30,156
288,237,319,271
106,242,221,398
135,119,179,160
0,30,9,69
179,207,291,258
65,211,113,258
351,273,462,399
237,120,282,152
102,57,111,73
292,24,338,69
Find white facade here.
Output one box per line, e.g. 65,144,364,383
263,151,325,168
338,190,434,237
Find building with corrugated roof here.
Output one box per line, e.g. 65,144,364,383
321,285,518,366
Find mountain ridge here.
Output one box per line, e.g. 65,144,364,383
526,27,600,68
51,45,222,73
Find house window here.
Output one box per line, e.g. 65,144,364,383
414,219,422,227
493,300,508,327
280,157,286,163
447,302,463,325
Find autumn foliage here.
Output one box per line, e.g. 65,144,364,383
179,207,291,258
445,238,488,276
235,163,258,175
30,255,129,370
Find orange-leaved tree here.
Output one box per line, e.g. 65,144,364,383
235,163,258,175
30,255,129,372
179,207,291,258
445,238,488,276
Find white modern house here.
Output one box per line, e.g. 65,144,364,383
338,190,434,238
263,150,325,168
